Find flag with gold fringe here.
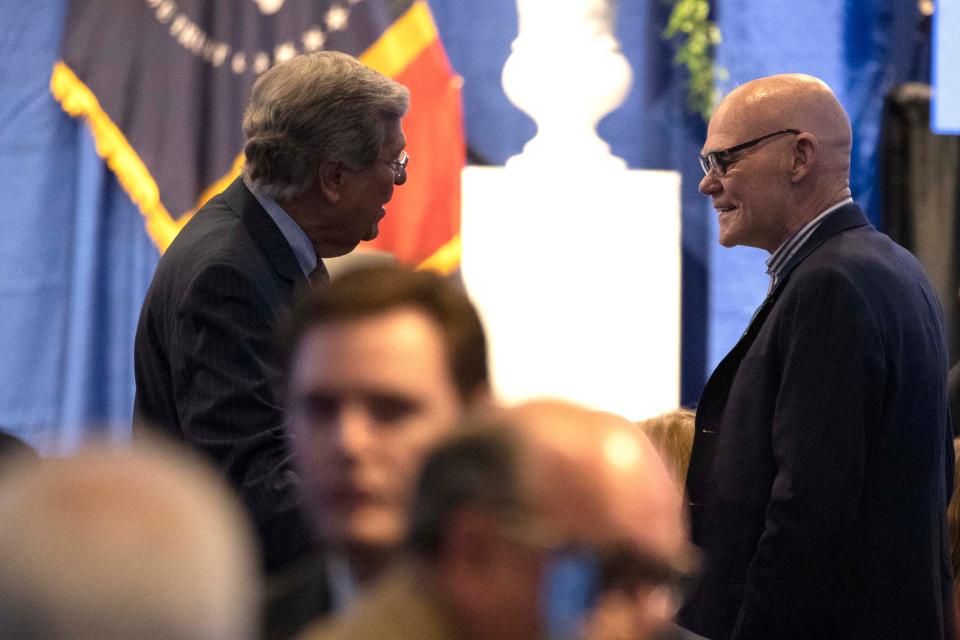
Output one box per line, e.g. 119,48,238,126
53,0,463,270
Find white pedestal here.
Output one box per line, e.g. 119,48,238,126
460,166,681,421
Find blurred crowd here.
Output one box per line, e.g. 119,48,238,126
0,50,957,640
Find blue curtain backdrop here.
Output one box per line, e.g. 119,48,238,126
0,0,934,449
0,0,157,453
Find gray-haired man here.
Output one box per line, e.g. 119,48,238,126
134,51,410,573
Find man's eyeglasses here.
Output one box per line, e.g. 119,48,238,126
499,521,699,599
539,541,699,638
389,151,409,185
698,128,800,177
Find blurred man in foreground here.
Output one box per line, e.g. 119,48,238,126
302,399,696,640
265,264,489,638
0,442,259,640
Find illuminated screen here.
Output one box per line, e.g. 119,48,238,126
934,4,960,133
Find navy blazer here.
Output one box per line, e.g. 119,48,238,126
134,177,315,573
679,204,955,639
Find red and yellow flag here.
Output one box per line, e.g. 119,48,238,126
53,0,463,271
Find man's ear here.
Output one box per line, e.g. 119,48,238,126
317,161,344,203
788,133,817,183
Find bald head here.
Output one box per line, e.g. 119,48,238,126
410,400,689,569
406,400,693,640
506,400,687,563
701,74,854,251
717,74,851,169
0,444,259,640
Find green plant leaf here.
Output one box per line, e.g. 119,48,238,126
661,0,726,121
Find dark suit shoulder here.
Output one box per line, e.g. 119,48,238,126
134,179,315,573
264,553,331,640
164,199,264,268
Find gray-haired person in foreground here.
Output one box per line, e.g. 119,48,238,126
0,442,260,640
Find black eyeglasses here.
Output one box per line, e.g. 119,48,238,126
698,129,800,177
500,522,700,600
390,151,408,185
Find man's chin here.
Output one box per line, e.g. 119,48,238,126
362,210,386,242
717,225,739,248
362,225,380,242
325,510,404,553
335,531,403,573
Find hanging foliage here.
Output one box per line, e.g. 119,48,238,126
663,0,726,121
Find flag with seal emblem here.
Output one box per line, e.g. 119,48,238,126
53,0,464,269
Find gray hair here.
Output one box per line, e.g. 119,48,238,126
242,51,410,200
0,443,260,640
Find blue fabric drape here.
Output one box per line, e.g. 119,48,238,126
0,0,934,448
0,0,156,452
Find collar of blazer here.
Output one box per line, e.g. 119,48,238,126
737,202,869,343
223,177,307,286
696,202,871,423
768,202,870,300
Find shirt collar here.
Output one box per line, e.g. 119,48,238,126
325,551,359,612
243,175,318,278
765,197,853,286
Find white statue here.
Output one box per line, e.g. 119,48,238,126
502,0,633,169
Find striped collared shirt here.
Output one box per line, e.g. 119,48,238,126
765,197,853,294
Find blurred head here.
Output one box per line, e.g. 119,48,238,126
286,265,489,578
0,443,259,640
242,51,410,257
638,409,696,488
408,400,694,640
699,73,852,252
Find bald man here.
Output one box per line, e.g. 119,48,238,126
300,400,697,640
681,74,955,639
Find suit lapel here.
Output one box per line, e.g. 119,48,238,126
221,177,306,286
696,203,871,433
770,202,870,297
689,202,873,521
695,293,774,428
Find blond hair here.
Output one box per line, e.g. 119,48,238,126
638,408,696,486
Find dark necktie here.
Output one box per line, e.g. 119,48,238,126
309,262,330,286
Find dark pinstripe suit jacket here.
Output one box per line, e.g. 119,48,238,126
134,177,314,572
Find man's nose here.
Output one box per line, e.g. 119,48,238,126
699,171,721,196
333,402,375,455
636,584,680,637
